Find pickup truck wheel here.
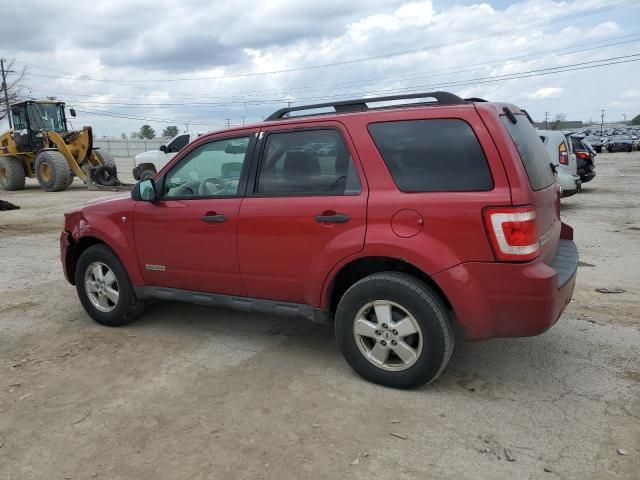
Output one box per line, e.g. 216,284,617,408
75,244,145,326
335,272,454,389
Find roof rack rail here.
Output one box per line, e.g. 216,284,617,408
265,91,465,121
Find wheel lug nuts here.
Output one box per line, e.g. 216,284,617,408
382,323,388,329
375,330,381,336
392,329,398,335
380,340,387,346
391,340,397,346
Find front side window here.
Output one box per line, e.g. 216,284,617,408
26,103,65,132
368,119,493,192
256,129,361,196
164,136,250,198
11,107,27,130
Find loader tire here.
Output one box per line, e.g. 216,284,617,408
35,151,74,192
0,156,26,191
93,165,117,187
93,150,118,186
95,150,117,172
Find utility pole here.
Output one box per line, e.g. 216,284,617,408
241,116,246,125
225,119,231,128
623,113,627,123
1,58,14,129
600,109,605,133
544,112,549,129
184,122,189,132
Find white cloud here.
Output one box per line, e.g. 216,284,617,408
527,87,564,99
0,0,638,135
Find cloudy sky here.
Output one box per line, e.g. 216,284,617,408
1,0,639,136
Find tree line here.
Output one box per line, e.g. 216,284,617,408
123,125,179,139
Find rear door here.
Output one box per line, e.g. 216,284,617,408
237,122,367,306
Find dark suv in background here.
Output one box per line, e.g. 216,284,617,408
61,92,578,389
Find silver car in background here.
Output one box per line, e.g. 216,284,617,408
538,130,581,197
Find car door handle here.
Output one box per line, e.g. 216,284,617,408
315,212,350,223
201,213,227,223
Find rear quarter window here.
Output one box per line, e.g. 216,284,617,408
368,119,493,192
501,114,556,191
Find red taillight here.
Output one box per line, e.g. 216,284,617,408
559,142,569,165
483,206,540,262
576,151,590,160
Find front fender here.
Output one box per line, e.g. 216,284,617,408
70,210,144,287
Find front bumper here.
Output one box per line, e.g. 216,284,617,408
608,144,631,152
60,231,73,283
132,165,141,181
433,237,578,340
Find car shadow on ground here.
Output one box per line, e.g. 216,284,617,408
128,299,570,394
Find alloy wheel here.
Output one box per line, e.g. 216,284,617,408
353,300,423,371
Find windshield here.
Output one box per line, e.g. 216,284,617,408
585,136,601,142
26,103,65,132
612,135,630,141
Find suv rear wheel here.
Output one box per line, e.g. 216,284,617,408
335,272,454,389
75,244,146,326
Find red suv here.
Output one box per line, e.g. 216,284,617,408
60,92,578,389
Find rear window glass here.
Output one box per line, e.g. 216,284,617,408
368,119,493,192
501,114,555,191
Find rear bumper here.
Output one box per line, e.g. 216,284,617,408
558,173,581,197
434,238,578,341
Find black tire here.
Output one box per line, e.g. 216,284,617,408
0,156,26,191
93,150,118,186
35,150,73,192
335,272,454,389
94,149,116,169
93,165,117,186
140,169,156,180
75,244,146,326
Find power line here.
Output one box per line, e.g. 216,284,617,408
23,36,640,108
66,53,640,109
13,0,639,84
73,107,226,127
70,53,640,127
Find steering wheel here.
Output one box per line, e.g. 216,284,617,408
170,179,200,197
199,177,227,196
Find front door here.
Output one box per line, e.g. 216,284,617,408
238,123,367,306
134,133,255,295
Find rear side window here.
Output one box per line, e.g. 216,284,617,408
501,115,555,191
256,129,361,196
368,119,493,192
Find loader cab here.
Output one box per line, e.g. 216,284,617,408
10,101,68,152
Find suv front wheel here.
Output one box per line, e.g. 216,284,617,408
75,244,146,326
335,272,454,389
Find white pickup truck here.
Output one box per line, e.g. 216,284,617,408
132,131,206,180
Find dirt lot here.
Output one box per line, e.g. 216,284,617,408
1,154,639,480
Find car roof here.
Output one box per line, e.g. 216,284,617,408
199,91,523,139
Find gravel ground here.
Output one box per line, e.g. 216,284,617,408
0,154,639,479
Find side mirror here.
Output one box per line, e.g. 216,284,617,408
159,145,168,153
69,108,76,117
132,179,157,202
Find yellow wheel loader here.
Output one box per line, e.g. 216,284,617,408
0,100,129,192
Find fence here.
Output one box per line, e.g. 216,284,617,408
93,138,167,158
